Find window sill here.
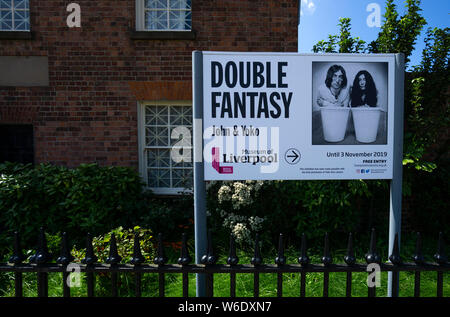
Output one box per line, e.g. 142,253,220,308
0,31,33,40
150,187,193,196
130,30,196,40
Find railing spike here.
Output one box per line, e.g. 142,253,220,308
200,236,208,264
321,232,332,266
389,233,402,265
412,232,424,265
208,230,217,265
154,233,167,265
82,233,97,265
370,228,377,251
298,233,310,266
227,233,239,266
106,233,122,265
434,232,448,265
201,230,217,265
9,231,25,265
365,228,381,264
344,232,356,266
275,233,286,266
178,233,192,266
33,227,52,265
130,232,145,265
56,232,74,265
251,233,263,266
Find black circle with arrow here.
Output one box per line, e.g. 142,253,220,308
285,148,301,165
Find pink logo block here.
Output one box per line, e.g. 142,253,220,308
212,147,233,174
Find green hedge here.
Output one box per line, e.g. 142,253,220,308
1,160,446,258
0,162,152,252
0,162,195,258
205,179,392,250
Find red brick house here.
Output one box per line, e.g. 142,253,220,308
0,0,298,194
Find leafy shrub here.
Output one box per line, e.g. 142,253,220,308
0,162,149,254
137,193,194,241
71,226,155,263
206,179,387,250
0,162,195,258
69,226,156,297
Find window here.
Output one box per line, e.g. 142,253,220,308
0,0,30,31
140,102,193,195
136,0,192,31
0,124,34,164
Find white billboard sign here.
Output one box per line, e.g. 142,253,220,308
201,52,397,180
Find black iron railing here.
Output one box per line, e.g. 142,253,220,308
0,228,448,298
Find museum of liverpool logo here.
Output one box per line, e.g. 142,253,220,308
212,147,234,174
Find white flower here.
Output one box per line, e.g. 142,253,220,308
231,182,252,209
218,185,232,203
215,181,267,246
232,223,251,244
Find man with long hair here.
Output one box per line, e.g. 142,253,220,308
316,64,350,108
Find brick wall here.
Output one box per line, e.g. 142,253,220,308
0,0,298,168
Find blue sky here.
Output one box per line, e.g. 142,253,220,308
298,0,450,67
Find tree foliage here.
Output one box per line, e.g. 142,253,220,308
371,0,427,67
313,0,428,63
313,18,367,54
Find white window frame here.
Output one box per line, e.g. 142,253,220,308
135,0,192,32
138,101,193,195
0,0,30,31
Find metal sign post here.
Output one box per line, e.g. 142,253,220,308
388,53,405,297
193,51,207,297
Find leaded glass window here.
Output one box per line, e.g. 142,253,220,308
144,104,193,193
0,0,29,31
142,0,191,31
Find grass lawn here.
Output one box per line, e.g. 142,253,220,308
163,270,449,297
0,270,448,297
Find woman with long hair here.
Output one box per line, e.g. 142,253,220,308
350,70,377,107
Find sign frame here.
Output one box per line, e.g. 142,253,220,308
201,51,397,181
192,51,404,297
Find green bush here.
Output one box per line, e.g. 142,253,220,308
137,193,194,241
0,162,196,259
206,179,390,250
71,226,155,264
70,226,157,297
0,162,150,255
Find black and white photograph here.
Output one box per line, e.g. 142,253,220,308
312,62,389,145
